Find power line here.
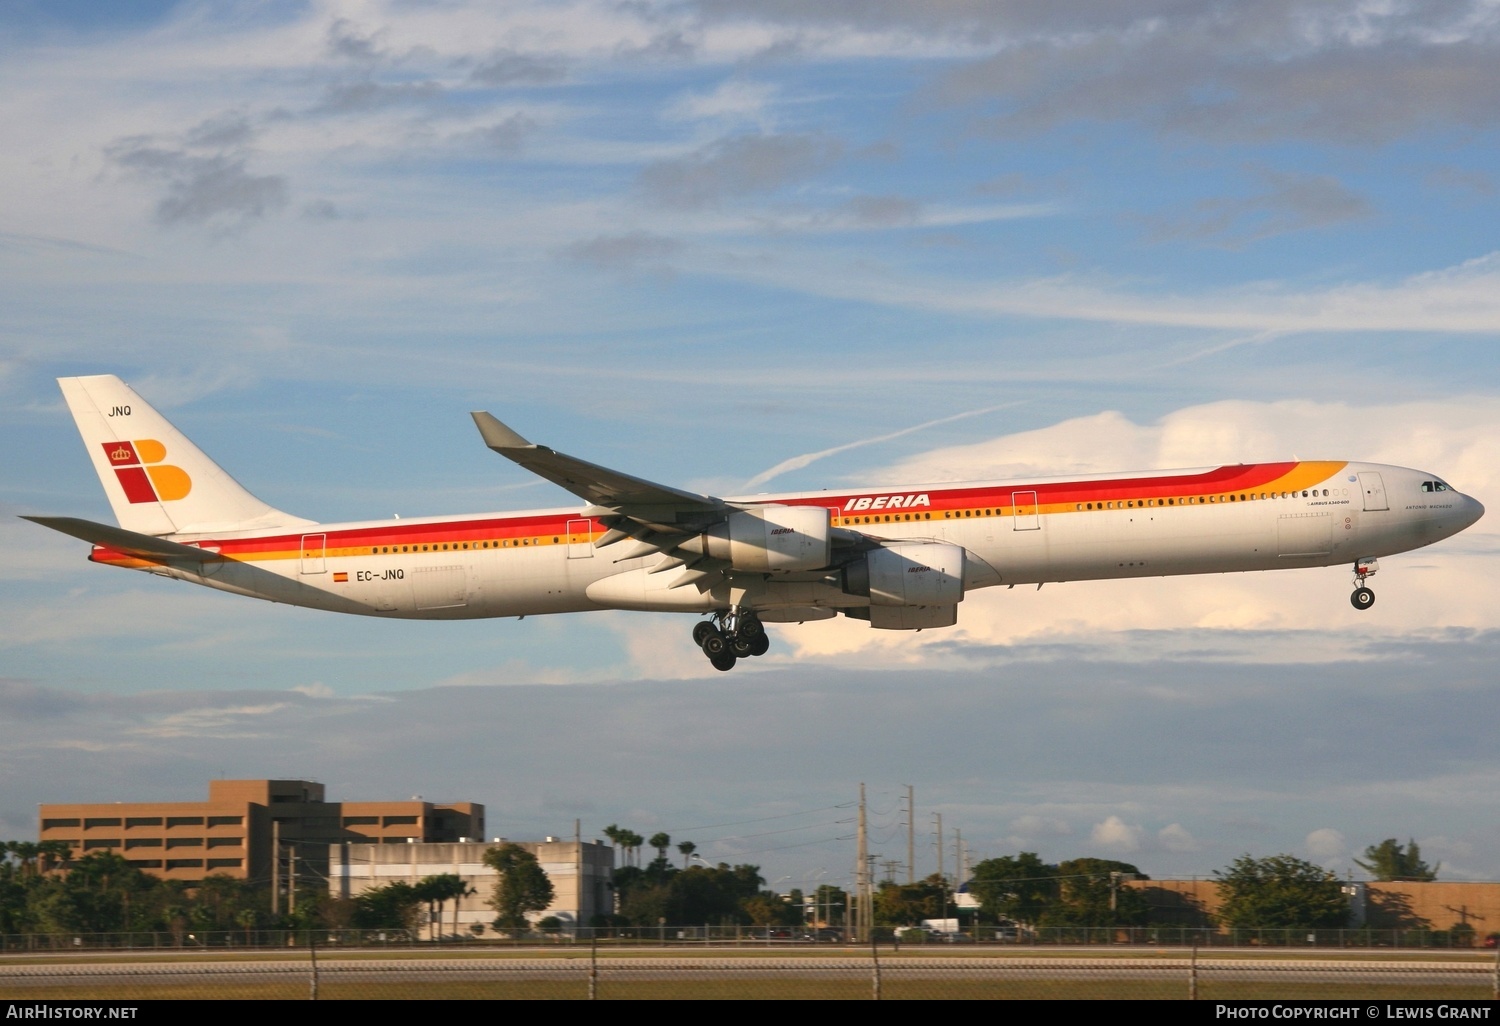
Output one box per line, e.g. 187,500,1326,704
669,803,855,833
704,819,854,843
714,834,857,857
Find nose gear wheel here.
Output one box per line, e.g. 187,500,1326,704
1350,557,1379,612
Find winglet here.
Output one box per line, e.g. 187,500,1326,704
471,412,532,451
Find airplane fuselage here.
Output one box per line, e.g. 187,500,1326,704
33,374,1484,669
87,459,1480,621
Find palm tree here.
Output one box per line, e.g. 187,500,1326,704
414,875,467,941
649,832,671,863
677,841,697,870
8,842,39,881
623,830,645,868
602,825,624,866
451,879,476,940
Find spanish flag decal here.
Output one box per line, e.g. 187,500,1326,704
333,572,349,583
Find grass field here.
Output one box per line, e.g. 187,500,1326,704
2,947,1495,1000
2,978,1493,1000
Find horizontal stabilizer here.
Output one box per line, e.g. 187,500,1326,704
22,516,216,562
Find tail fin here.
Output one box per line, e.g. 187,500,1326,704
58,375,314,536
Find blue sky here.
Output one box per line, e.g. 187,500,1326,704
2,1,1499,894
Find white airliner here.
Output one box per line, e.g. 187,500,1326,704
28,375,1485,671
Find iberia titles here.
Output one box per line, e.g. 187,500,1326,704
842,494,931,511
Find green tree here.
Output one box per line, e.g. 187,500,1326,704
649,832,671,862
621,830,645,868
612,860,769,926
352,880,423,932
1214,854,1349,929
602,825,624,866
676,841,697,869
1355,839,1439,882
1042,859,1150,928
809,884,847,927
484,843,555,931
34,851,164,933
742,890,801,926
873,874,948,926
969,853,1058,926
414,873,470,940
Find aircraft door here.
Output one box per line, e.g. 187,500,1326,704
1359,472,1389,512
1011,490,1040,531
567,519,594,559
299,533,327,575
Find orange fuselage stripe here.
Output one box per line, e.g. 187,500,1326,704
89,461,1349,568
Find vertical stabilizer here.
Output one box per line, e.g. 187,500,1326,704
58,375,314,536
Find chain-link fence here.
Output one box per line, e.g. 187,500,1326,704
6,925,1498,951
2,948,1497,1000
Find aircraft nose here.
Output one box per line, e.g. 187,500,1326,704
1466,494,1486,528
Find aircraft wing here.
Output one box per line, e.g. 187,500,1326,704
471,413,725,522
470,414,869,587
22,516,220,563
472,412,745,581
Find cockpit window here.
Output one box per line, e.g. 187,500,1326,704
1422,482,1434,492
1421,480,1451,493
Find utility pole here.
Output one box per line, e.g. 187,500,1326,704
905,785,915,885
271,819,280,916
855,783,868,942
933,812,943,887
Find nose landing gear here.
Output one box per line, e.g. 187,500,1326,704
1350,557,1379,611
693,608,771,671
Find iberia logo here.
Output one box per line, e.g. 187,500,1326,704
100,439,192,504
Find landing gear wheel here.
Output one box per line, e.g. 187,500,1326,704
738,618,764,640
1351,587,1375,610
692,621,717,647
731,635,754,658
709,651,738,672
701,632,728,657
749,633,770,657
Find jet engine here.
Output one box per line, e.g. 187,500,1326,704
676,505,831,572
842,542,966,629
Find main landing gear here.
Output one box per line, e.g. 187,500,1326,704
1350,557,1379,611
693,609,771,671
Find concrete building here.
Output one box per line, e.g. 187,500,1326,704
332,839,614,935
1129,878,1500,936
39,779,483,886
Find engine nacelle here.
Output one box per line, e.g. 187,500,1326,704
677,505,831,572
846,542,966,606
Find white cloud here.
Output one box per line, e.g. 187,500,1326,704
728,251,1500,334
1158,823,1201,853
664,80,779,128
1090,815,1144,853
1305,827,1345,858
